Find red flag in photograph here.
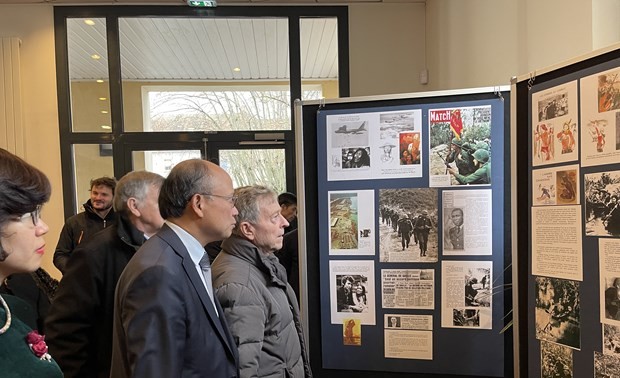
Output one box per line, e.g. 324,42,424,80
450,109,463,139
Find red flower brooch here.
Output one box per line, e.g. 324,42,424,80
25,331,52,361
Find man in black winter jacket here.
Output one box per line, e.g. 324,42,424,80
45,171,165,378
53,176,118,274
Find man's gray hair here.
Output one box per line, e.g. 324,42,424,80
113,171,165,214
232,185,277,235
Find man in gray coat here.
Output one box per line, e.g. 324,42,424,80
212,185,312,378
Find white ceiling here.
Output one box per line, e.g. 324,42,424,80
67,16,339,81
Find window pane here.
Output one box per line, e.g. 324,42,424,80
131,150,201,177
67,18,112,133
219,149,286,193
119,17,291,132
300,18,339,100
73,144,115,211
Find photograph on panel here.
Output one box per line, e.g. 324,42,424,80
329,260,376,325
531,80,579,167
585,170,620,237
594,351,620,378
535,276,581,350
600,239,620,325
377,110,423,178
383,314,433,360
603,324,620,355
381,269,434,310
441,189,492,255
326,109,423,181
533,164,580,207
326,112,373,181
428,105,492,187
342,318,361,346
379,188,438,262
328,190,375,256
541,341,573,378
580,68,620,167
440,261,492,329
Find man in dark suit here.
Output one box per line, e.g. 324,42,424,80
111,159,240,377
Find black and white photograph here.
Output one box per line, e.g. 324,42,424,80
541,341,573,378
379,188,438,263
329,260,376,325
603,277,620,322
387,316,401,328
595,350,620,378
443,207,464,251
335,274,370,313
537,92,569,122
341,147,371,169
452,309,480,327
585,170,620,237
331,120,369,148
603,324,620,355
535,276,581,350
464,268,491,308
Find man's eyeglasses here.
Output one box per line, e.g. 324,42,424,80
199,193,237,206
17,204,43,226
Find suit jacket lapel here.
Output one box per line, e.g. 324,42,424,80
157,225,237,359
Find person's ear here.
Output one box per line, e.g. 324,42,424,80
239,221,255,240
127,198,140,217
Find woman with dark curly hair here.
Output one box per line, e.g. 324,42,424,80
0,148,62,376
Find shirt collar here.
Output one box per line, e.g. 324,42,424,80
165,220,204,266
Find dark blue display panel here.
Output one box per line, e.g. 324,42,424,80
312,93,509,377
525,53,620,378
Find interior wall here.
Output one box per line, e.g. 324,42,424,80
425,0,519,91
348,3,427,96
0,4,62,278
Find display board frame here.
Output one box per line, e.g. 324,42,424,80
295,87,513,378
513,42,620,378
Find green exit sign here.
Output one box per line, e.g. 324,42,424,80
187,0,217,7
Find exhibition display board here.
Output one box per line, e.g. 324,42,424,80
514,43,620,378
296,88,511,377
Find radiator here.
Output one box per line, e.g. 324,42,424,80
0,37,24,155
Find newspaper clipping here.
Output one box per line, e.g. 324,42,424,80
326,109,423,181
531,205,583,281
330,260,376,325
580,67,620,167
441,261,492,329
442,189,492,255
384,314,433,360
328,190,375,255
382,269,434,310
531,80,579,167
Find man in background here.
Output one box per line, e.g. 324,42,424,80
279,192,298,233
46,171,165,378
53,176,117,274
111,160,239,377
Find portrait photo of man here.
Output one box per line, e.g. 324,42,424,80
444,207,465,250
